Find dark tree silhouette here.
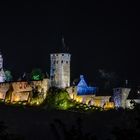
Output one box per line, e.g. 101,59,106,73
30,68,44,81
0,121,24,140
111,104,140,140
50,117,97,140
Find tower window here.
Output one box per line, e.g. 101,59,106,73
62,54,64,56
51,76,54,80
66,61,68,64
61,60,63,64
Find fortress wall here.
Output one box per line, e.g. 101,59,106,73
0,83,10,100
67,87,113,108
11,82,32,102
11,92,30,102
12,82,32,92
0,78,50,103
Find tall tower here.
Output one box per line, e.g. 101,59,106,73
0,52,6,82
50,38,71,88
0,52,3,69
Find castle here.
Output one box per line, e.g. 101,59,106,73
0,39,139,109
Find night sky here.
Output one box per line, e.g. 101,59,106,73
0,1,140,85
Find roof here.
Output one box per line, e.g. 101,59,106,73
77,75,88,88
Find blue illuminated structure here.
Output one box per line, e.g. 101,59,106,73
77,75,97,95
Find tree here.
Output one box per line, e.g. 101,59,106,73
30,68,44,81
5,70,13,82
46,88,74,110
111,105,140,140
51,118,97,140
0,121,24,140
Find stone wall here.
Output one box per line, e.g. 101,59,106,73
0,83,10,100
0,78,50,104
67,86,114,109
50,53,71,88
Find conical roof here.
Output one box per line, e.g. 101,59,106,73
77,75,88,87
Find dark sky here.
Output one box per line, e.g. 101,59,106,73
0,1,140,85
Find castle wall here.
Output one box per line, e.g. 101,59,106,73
11,81,32,102
0,78,50,104
0,83,10,100
11,92,30,102
67,86,114,109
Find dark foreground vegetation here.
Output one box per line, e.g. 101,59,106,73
0,104,140,140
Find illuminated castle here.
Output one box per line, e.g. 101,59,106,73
50,38,71,88
0,40,138,109
0,52,6,82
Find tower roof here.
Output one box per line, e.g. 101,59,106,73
77,75,88,88
52,36,70,54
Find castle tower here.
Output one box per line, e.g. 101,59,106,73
0,52,3,69
0,52,6,83
50,38,71,88
113,88,131,109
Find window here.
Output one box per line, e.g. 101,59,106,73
62,54,64,56
61,60,63,64
51,76,54,80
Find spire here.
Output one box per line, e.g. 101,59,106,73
62,36,66,50
77,75,88,87
61,36,69,52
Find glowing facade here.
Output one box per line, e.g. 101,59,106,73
0,52,6,82
0,79,50,104
50,53,71,88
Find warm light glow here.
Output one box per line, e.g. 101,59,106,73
104,102,115,109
